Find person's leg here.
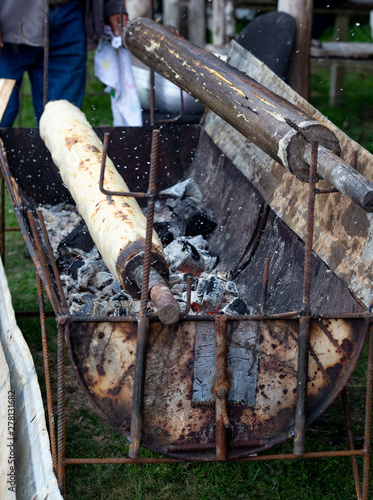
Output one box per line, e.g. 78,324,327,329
0,44,41,126
28,0,87,123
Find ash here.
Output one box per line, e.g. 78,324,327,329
40,180,251,318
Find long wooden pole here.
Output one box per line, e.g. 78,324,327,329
124,18,373,212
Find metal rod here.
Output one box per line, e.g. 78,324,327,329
64,447,367,465
129,129,160,459
294,140,317,456
362,323,373,500
27,211,62,315
65,457,183,465
128,315,149,459
57,318,67,495
140,128,159,317
341,388,362,500
302,140,317,315
159,88,185,124
294,316,311,456
37,208,69,314
215,315,231,461
99,132,147,198
185,274,193,315
303,143,373,212
43,0,49,109
37,273,57,473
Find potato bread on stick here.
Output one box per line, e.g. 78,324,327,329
40,100,179,324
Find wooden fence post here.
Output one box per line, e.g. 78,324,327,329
278,0,313,100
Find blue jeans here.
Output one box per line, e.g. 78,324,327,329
0,1,87,126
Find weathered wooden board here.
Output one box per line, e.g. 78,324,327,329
0,259,61,499
188,131,364,315
0,337,13,499
311,42,373,60
203,40,373,308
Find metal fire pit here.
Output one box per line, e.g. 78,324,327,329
0,121,372,498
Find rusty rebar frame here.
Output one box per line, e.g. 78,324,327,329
0,135,372,499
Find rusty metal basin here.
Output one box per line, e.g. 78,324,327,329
66,316,368,460
0,125,369,460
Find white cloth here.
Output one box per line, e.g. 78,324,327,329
94,27,142,127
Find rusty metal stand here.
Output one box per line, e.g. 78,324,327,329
0,127,372,498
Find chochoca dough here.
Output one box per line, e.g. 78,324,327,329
40,100,165,294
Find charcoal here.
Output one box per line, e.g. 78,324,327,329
77,259,108,289
90,271,114,289
160,178,203,204
102,284,115,297
76,300,114,317
168,214,186,238
58,223,95,255
80,294,98,303
111,291,131,302
170,283,185,296
154,221,173,245
76,300,95,316
112,307,128,317
70,260,85,280
112,280,124,294
56,254,74,273
200,249,218,272
196,277,207,297
225,281,238,295
61,274,78,294
183,234,208,250
153,200,173,223
222,298,251,315
171,199,217,237
164,239,205,276
41,196,246,319
200,276,225,312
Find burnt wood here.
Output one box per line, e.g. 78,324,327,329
124,18,373,212
124,18,339,183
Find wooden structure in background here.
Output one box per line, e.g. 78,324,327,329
278,0,313,100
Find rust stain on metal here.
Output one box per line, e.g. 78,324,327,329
67,317,367,460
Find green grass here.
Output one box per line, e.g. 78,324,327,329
2,24,373,500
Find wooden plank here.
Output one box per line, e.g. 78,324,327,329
203,40,373,308
0,339,12,499
0,259,62,498
0,79,15,124
311,41,373,60
192,321,260,405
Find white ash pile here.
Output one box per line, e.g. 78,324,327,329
40,179,251,317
